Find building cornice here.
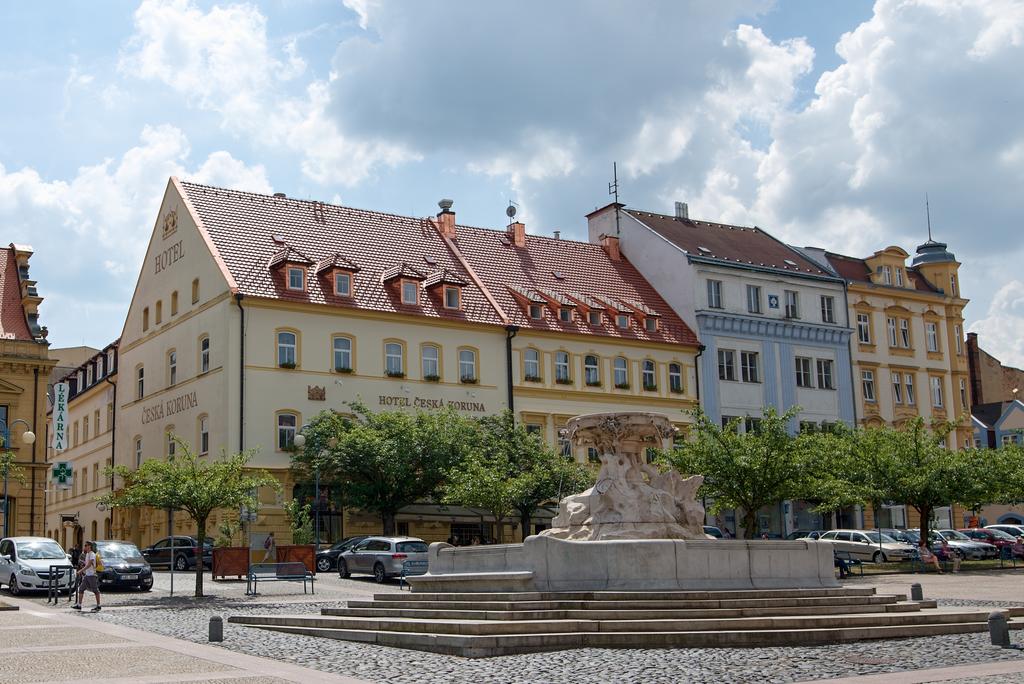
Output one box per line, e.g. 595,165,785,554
696,310,852,345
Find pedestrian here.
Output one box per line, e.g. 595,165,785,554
918,540,942,573
69,546,81,568
938,539,961,573
261,532,276,562
73,541,101,612
1014,536,1024,560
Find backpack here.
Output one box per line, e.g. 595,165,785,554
94,551,104,573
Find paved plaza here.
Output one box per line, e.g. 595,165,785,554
2,567,1023,683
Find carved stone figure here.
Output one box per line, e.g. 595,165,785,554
541,412,706,540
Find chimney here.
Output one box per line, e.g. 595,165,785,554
601,234,621,261
436,199,456,238
553,230,560,240
674,201,689,219
509,221,526,247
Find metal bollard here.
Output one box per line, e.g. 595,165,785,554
910,583,923,601
209,615,224,642
989,611,1010,648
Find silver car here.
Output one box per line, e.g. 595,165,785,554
338,536,428,583
819,529,915,563
0,537,74,595
934,529,997,559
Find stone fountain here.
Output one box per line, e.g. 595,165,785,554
410,411,837,593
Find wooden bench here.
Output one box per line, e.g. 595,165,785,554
834,550,863,577
245,562,314,596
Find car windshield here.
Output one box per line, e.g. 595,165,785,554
96,543,144,560
940,530,970,540
863,532,897,543
902,531,920,542
396,541,428,553
16,541,66,559
989,529,1016,541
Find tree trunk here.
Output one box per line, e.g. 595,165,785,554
195,515,206,598
918,505,932,552
519,509,532,542
494,517,503,545
382,512,397,536
743,510,759,539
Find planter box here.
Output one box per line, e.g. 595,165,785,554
212,547,250,580
277,545,316,574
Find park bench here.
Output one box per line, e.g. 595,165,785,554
999,546,1020,569
245,562,314,596
399,559,429,590
834,550,863,577
909,548,957,573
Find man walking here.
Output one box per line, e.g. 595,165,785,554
73,541,101,612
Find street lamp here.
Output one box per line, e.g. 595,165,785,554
292,428,337,548
1,419,37,538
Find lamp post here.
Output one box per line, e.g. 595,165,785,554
293,428,337,548
1,419,37,538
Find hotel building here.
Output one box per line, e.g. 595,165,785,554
101,179,699,547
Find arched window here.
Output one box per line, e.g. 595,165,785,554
142,307,149,332
198,415,210,455
459,349,477,382
134,437,143,469
584,355,600,386
333,336,353,372
277,331,297,367
191,278,200,304
524,348,541,381
166,428,176,459
642,360,657,390
155,300,163,325
168,350,177,386
277,412,298,450
421,344,440,379
555,351,570,383
614,357,629,388
136,366,144,399
384,342,404,376
171,290,179,316
200,336,210,374
669,363,683,393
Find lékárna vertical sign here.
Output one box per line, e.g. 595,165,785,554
52,382,69,451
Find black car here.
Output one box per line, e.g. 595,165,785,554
94,540,153,591
316,536,370,573
142,536,214,571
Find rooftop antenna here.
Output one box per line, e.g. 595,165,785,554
506,200,518,227
925,192,933,242
608,161,621,235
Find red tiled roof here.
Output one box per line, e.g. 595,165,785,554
179,182,507,327
315,253,361,274
824,252,940,293
451,227,699,346
0,247,33,341
625,210,831,277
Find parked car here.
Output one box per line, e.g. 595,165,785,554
703,526,723,539
818,529,914,563
787,530,824,540
958,527,1018,552
986,524,1024,539
0,537,74,595
141,536,214,571
878,528,916,544
933,529,998,560
338,536,429,583
316,535,370,572
94,540,153,591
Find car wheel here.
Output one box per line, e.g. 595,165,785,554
317,557,332,573
872,551,886,564
9,577,20,596
174,555,188,572
338,560,350,579
373,563,386,584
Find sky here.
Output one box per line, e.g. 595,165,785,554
3,0,1024,367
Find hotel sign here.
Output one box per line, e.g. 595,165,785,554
141,390,199,424
52,382,69,451
378,394,487,413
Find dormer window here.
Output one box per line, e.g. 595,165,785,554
559,308,572,322
895,268,904,287
444,285,461,309
401,280,419,305
287,267,305,291
588,311,602,326
616,314,630,329
529,304,544,319
645,318,658,333
335,272,352,297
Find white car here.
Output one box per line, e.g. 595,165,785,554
986,524,1024,539
818,529,915,563
0,537,75,596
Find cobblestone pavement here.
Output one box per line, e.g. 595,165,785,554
8,569,1024,683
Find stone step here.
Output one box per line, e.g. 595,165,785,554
232,617,1024,658
328,600,929,621
346,593,906,612
235,608,996,637
374,586,878,603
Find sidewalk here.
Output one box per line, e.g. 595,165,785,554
0,597,369,684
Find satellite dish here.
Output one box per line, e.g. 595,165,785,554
506,204,517,219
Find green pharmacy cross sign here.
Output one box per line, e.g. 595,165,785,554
52,462,73,489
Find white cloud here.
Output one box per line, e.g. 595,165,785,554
969,280,1024,368
0,125,269,347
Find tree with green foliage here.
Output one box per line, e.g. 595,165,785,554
284,499,314,545
101,440,279,597
664,406,813,539
292,403,478,536
443,412,593,543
